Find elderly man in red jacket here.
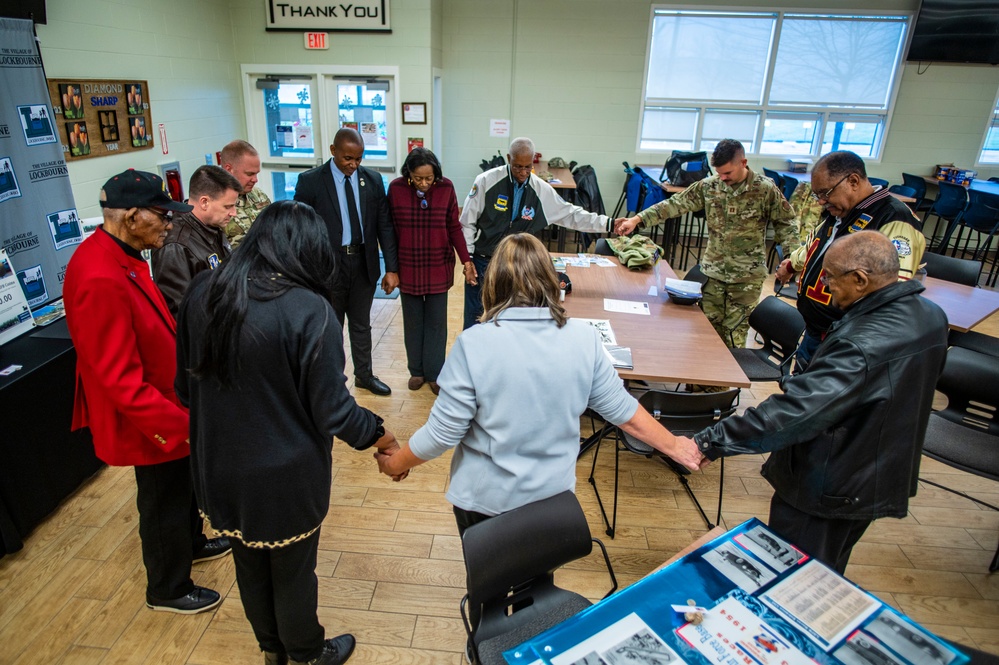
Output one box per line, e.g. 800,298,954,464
64,170,229,614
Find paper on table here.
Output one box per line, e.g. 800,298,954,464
576,319,617,345
604,298,650,315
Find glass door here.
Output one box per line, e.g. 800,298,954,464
247,75,319,201
326,77,396,181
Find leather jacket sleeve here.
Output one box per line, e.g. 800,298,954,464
694,334,869,459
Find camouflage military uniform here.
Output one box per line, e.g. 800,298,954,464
225,187,271,248
789,181,823,245
637,169,797,348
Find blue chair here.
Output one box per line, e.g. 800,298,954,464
782,174,798,202
869,177,889,188
902,173,933,212
942,191,999,282
763,168,784,188
926,181,969,253
887,184,917,199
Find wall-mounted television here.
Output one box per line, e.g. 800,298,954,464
906,0,999,65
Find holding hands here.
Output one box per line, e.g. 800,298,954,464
381,271,400,295
463,261,478,286
373,428,408,482
614,216,640,236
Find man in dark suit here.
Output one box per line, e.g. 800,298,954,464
295,128,399,395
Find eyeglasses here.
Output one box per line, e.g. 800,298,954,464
819,267,863,286
143,207,173,223
415,190,428,210
811,174,851,202
509,163,533,173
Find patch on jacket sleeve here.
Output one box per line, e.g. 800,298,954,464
468,183,477,198
891,236,912,257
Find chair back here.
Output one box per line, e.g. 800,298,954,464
633,166,666,212
959,190,999,233
931,181,969,219
888,184,917,198
662,150,711,187
684,263,709,286
747,295,806,367
594,237,614,256
638,389,741,437
461,491,593,643
762,168,784,187
902,173,928,200
781,175,798,202
934,346,999,437
922,251,981,287
869,177,889,188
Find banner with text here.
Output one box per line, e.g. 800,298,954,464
265,1,391,31
0,18,78,327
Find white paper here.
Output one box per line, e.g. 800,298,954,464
576,319,617,345
0,248,35,346
489,118,510,137
677,597,815,665
604,298,650,315
732,525,806,572
295,125,313,149
762,559,879,649
550,612,685,665
662,278,702,295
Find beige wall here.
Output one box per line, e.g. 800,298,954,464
36,0,244,218
34,0,999,215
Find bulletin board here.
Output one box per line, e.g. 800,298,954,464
45,78,154,161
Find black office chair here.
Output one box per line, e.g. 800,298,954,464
588,388,740,536
918,347,999,572
902,173,933,213
948,330,999,357
594,237,614,256
683,263,709,286
941,191,999,281
869,177,889,188
925,181,969,252
730,296,805,382
460,491,617,665
922,251,981,287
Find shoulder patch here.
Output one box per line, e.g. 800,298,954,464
468,183,478,199
891,236,912,257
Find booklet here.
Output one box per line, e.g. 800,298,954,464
603,344,633,370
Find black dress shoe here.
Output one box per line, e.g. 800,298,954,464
146,585,222,614
193,536,232,563
355,375,391,396
290,634,356,665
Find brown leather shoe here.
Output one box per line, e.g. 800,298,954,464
429,381,440,395
408,376,425,390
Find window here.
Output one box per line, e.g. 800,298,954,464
979,93,999,165
640,8,910,160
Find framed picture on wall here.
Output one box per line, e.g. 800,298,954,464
99,111,119,143
65,122,91,156
130,117,147,147
402,102,426,124
59,83,83,119
126,83,144,115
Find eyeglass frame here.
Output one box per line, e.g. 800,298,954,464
139,207,174,223
811,173,852,202
819,266,894,286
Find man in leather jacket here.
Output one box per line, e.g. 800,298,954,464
686,231,948,573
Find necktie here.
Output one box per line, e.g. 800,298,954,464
344,176,363,245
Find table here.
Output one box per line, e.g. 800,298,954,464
922,175,999,196
535,160,576,191
557,254,750,389
0,318,103,557
506,518,977,665
920,275,999,332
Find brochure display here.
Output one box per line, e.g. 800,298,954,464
505,518,967,665
0,247,33,345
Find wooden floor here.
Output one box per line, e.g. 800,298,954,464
1,267,997,665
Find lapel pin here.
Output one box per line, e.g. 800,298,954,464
129,271,137,278
360,178,366,187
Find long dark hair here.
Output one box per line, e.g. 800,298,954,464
192,200,336,385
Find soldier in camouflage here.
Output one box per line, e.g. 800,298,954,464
616,140,798,350
220,140,271,248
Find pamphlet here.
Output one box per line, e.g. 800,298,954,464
576,319,617,345
603,345,633,370
551,613,685,665
0,247,35,346
603,298,650,315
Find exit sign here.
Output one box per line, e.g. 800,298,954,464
304,32,328,49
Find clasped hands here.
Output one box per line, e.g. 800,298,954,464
372,429,408,482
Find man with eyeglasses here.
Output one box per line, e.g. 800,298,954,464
616,139,798,351
459,136,615,329
64,169,228,615
683,231,947,573
776,151,924,372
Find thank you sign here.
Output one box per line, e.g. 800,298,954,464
266,1,390,32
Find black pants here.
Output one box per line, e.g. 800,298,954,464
331,249,377,379
133,456,207,600
401,292,448,381
768,493,871,574
454,506,493,538
231,530,325,662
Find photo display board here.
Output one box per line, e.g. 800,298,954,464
45,78,153,161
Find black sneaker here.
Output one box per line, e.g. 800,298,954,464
193,537,232,563
291,635,356,665
146,585,222,614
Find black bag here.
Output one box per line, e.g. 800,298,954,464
663,150,711,187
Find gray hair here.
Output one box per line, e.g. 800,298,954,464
509,137,535,158
829,231,899,276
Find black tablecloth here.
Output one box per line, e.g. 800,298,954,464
0,319,103,556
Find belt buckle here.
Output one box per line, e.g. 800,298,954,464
343,244,362,255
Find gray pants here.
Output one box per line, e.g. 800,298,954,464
401,292,449,381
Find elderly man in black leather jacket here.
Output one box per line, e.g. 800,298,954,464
688,231,948,573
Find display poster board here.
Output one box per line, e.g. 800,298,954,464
506,518,969,665
0,18,79,327
0,247,33,345
46,78,153,161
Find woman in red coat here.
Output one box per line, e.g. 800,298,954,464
388,148,474,394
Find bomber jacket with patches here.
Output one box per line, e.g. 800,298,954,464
791,188,924,336
459,165,612,257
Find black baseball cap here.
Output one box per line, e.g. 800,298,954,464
99,169,193,212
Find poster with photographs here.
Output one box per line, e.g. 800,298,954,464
17,104,57,146
65,122,91,156
0,248,35,346
549,613,684,665
126,83,144,115
46,209,83,251
733,525,806,572
59,83,83,119
130,117,148,147
702,541,777,592
47,78,153,160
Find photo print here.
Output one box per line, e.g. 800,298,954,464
834,631,904,665
126,83,144,115
734,525,806,572
16,264,47,307
59,83,83,119
130,117,147,147
0,157,21,203
65,122,91,157
702,541,776,592
17,104,56,145
551,613,686,665
864,610,956,665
